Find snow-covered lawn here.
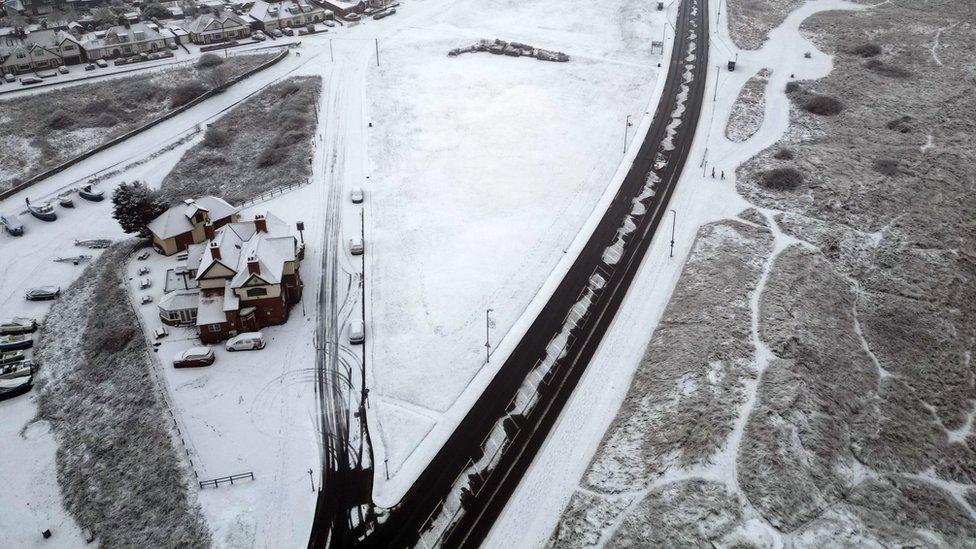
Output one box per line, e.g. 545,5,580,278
363,0,668,503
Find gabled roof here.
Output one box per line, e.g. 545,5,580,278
187,13,250,34
190,211,296,288
147,196,239,240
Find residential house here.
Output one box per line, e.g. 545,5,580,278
147,196,240,256
157,212,303,343
248,0,331,32
81,22,177,60
0,29,83,74
186,12,251,44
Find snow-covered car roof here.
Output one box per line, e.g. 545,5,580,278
177,346,213,359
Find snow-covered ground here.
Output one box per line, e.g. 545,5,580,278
490,0,868,546
362,0,669,505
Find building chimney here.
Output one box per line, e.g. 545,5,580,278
247,256,260,275
254,214,267,233
210,240,221,260
204,221,215,240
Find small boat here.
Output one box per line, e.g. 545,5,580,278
0,335,33,351
0,374,33,402
27,200,57,222
0,350,26,365
0,362,31,380
0,317,38,335
58,194,75,208
79,184,105,202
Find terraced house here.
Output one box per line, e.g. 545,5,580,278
0,29,83,75
81,22,176,60
186,13,251,44
248,0,331,32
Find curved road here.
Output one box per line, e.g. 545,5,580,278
313,0,710,545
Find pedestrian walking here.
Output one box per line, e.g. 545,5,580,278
711,167,716,178
721,171,725,180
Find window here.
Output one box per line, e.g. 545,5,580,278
246,288,268,298
207,324,223,333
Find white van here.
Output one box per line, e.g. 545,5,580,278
226,332,266,351
348,321,365,344
349,237,364,255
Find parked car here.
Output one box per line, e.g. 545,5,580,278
139,277,152,289
348,320,365,344
0,335,33,351
153,326,169,339
3,73,15,83
137,250,151,260
95,59,108,68
85,63,96,71
138,266,150,275
281,27,294,36
35,70,56,78
350,187,364,204
1,213,24,236
346,13,361,21
169,44,178,50
0,317,38,335
20,76,42,85
324,20,336,27
252,31,267,41
25,286,60,301
173,346,215,368
349,237,364,255
141,295,153,305
271,29,283,38
226,332,266,352
58,65,69,74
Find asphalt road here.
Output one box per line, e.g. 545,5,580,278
328,0,710,545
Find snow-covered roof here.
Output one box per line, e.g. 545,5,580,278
223,283,240,311
194,212,296,288
187,12,250,34
249,0,325,23
158,289,199,312
196,292,226,326
148,196,239,240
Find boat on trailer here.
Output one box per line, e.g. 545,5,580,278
79,184,105,202
26,200,57,221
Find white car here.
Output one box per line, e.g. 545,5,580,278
138,266,150,275
349,237,364,255
348,321,365,344
141,295,153,305
226,332,266,351
252,31,267,41
324,20,336,27
139,277,152,289
350,186,364,204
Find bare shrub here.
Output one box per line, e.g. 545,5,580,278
196,52,224,68
169,81,207,107
760,167,803,191
785,81,801,94
46,109,74,129
256,144,288,168
802,94,844,116
198,65,228,90
849,42,882,57
202,127,229,148
873,158,901,176
885,116,915,133
773,148,794,160
864,58,912,78
93,112,119,128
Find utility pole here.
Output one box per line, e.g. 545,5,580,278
669,209,677,258
308,468,315,492
485,308,494,364
384,458,389,480
375,38,379,66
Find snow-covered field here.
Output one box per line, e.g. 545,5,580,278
363,0,668,504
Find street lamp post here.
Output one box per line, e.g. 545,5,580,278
485,308,494,364
623,114,633,154
713,65,721,102
669,209,677,258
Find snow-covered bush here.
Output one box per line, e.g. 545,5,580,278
34,243,210,547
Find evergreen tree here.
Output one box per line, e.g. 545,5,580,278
111,181,167,238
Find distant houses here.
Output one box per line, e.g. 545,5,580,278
247,0,331,32
186,13,250,44
0,23,177,74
